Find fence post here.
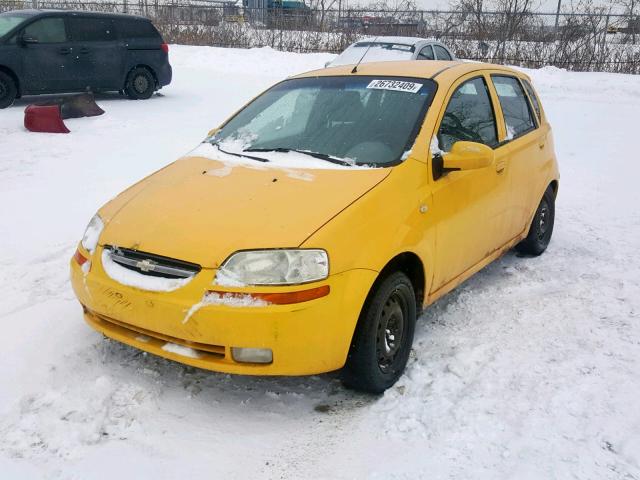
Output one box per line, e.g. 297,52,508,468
554,0,562,31
602,14,610,51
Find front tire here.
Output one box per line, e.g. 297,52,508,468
516,186,555,256
124,67,156,100
0,71,17,109
341,272,417,394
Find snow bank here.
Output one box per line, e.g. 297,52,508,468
1,45,640,480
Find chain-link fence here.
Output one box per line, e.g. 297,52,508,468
2,0,639,73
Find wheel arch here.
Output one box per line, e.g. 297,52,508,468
374,251,426,312
0,65,21,97
548,179,559,199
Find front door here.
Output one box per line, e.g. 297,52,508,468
429,73,512,293
19,16,76,93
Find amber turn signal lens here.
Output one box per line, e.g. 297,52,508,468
73,249,88,266
208,285,330,305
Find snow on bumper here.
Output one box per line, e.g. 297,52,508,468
70,247,375,375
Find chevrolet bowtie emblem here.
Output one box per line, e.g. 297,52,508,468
136,259,156,272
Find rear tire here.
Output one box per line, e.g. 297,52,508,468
124,67,156,100
341,272,417,394
516,187,555,256
0,71,17,109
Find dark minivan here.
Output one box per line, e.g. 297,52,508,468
0,10,172,108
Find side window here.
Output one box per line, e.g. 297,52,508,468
23,18,66,43
437,77,498,153
117,19,161,40
417,45,434,60
433,45,452,60
67,17,115,42
492,75,536,139
522,79,541,121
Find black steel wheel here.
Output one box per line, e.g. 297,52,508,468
516,186,556,256
124,67,156,100
0,71,17,109
342,272,417,394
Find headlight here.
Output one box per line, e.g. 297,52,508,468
217,249,329,286
81,214,104,254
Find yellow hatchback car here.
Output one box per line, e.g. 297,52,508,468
71,60,559,393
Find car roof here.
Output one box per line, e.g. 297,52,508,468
354,36,440,46
4,9,150,21
294,60,529,84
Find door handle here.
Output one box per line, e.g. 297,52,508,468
496,161,506,174
79,47,90,54
538,141,545,149
59,47,71,55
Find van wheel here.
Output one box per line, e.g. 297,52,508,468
516,187,555,256
0,71,17,109
124,67,156,100
341,272,416,394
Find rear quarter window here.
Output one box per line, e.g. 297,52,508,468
522,79,542,121
116,19,161,40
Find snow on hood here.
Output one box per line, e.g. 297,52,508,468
98,149,391,268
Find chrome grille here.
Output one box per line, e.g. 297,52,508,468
106,246,201,279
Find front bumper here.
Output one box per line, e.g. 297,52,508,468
70,247,376,375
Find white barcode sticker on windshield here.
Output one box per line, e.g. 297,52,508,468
366,80,422,94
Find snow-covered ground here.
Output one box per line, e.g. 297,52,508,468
1,45,639,479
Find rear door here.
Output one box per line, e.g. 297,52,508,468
19,16,74,92
489,74,543,238
65,15,122,90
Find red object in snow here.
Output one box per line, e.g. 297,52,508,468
24,104,70,134
24,94,105,134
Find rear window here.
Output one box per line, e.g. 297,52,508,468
67,17,115,42
492,75,537,140
117,19,160,40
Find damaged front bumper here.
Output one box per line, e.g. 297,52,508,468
70,246,376,375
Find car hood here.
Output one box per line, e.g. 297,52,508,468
99,150,390,268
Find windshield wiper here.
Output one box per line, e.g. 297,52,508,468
244,147,354,167
209,141,269,163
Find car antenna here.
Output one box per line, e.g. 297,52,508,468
351,36,378,74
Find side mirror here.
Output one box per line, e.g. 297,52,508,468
19,34,39,46
442,141,494,172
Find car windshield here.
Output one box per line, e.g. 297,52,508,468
0,13,29,38
210,76,436,167
331,43,415,66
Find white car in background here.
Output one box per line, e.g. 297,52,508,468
327,36,457,67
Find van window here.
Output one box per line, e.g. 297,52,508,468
522,79,541,121
67,17,115,42
417,45,434,60
437,77,497,152
433,45,452,60
117,19,160,39
23,17,66,43
492,75,536,139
